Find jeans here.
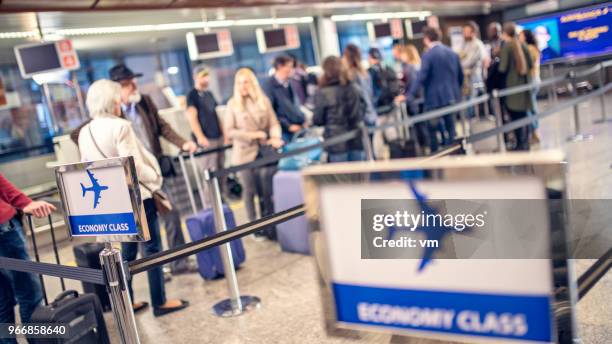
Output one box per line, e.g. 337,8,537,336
328,150,366,163
427,113,456,153
160,181,189,273
528,79,541,129
0,218,43,342
122,199,166,308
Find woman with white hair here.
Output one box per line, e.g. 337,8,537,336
78,79,189,317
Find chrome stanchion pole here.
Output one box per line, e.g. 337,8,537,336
549,64,558,104
566,71,593,142
203,170,261,317
492,90,506,153
100,243,140,344
594,63,610,124
360,124,374,161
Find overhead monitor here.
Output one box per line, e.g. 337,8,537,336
517,2,612,63
14,40,80,79
256,25,301,53
406,20,428,39
186,30,234,60
367,19,404,42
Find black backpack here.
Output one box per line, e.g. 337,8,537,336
371,64,400,115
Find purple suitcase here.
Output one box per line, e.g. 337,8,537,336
179,151,246,280
272,171,310,254
186,205,245,280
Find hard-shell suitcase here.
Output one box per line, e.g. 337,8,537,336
272,171,310,254
179,151,246,280
73,243,111,312
29,291,110,344
186,205,245,279
25,215,110,344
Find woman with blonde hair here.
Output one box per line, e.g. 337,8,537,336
225,68,283,227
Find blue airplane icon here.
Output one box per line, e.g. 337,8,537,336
80,170,109,209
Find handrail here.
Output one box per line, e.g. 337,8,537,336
496,73,567,98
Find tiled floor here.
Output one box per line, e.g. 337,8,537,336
26,95,612,343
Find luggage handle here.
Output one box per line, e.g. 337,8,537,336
52,290,79,306
177,150,210,214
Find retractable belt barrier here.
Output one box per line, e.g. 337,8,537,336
0,257,106,285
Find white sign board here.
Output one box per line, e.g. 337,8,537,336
55,157,149,242
303,151,571,343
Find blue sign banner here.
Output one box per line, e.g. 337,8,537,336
68,212,138,236
332,283,553,342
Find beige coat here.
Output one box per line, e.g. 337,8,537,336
224,97,281,166
78,115,163,199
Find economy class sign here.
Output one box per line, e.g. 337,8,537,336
55,157,149,242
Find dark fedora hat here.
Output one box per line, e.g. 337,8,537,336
109,64,143,82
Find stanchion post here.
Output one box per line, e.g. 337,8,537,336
594,62,610,124
99,243,140,344
203,170,261,317
566,71,593,142
549,64,558,104
360,125,374,161
492,90,506,153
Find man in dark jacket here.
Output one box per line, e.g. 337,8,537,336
408,27,464,153
263,54,306,142
71,65,197,275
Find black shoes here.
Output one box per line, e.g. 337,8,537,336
153,300,190,317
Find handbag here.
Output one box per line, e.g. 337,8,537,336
158,155,176,178
87,124,173,215
278,129,322,171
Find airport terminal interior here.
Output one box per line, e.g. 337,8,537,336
0,0,610,343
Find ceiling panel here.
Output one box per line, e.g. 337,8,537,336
0,0,529,13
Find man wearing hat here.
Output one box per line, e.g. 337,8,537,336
185,65,227,202
72,64,197,275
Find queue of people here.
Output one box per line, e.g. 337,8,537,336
1,20,544,327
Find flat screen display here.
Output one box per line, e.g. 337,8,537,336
195,33,220,54
411,20,427,37
17,43,61,75
264,29,287,48
373,23,392,38
517,3,612,63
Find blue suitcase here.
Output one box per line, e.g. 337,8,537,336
179,151,246,280
272,171,310,254
186,205,245,280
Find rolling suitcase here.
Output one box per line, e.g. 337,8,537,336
386,103,419,159
179,151,246,280
29,291,110,344
25,215,110,344
73,243,111,312
272,171,310,254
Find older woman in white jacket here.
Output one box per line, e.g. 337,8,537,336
78,79,188,317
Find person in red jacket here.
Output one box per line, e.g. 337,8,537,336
0,173,56,333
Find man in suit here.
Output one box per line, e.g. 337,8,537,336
71,65,198,278
263,54,306,143
408,26,464,153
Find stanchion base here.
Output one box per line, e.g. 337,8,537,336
212,296,261,317
566,134,593,143
593,118,612,124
